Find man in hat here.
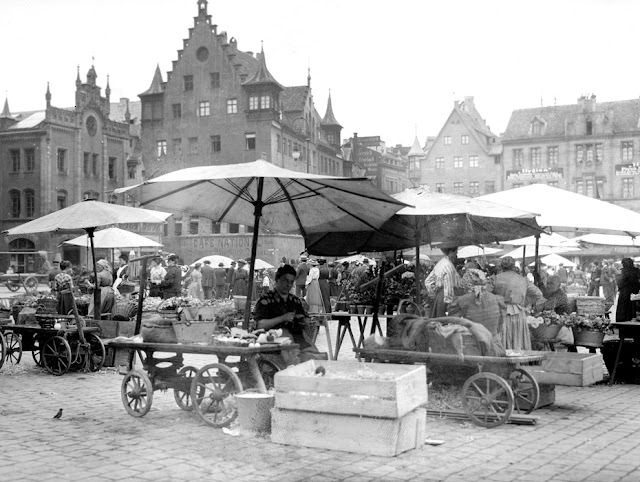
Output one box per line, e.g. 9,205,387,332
424,247,462,318
295,255,310,297
48,256,62,292
226,261,237,296
213,262,227,298
232,259,249,296
201,260,215,300
160,254,182,299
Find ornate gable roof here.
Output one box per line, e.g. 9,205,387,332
140,65,164,96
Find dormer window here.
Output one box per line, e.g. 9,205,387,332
586,119,593,136
531,118,545,136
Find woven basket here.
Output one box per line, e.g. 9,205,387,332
576,296,605,316
36,298,58,314
113,301,137,320
172,320,218,344
531,323,562,341
572,327,605,348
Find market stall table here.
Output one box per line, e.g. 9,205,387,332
608,321,640,385
105,339,298,427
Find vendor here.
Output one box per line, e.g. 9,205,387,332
542,275,569,314
160,255,182,299
87,259,115,318
112,253,129,293
252,264,322,364
55,260,75,315
424,246,462,317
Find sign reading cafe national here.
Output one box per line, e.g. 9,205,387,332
506,168,563,182
615,163,640,176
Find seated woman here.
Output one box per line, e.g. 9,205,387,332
542,275,569,314
252,264,324,364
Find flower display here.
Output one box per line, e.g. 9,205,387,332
562,313,611,334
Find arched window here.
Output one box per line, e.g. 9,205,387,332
8,238,36,273
9,189,20,218
57,190,67,210
24,189,35,217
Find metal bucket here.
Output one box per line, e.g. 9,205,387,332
235,391,275,433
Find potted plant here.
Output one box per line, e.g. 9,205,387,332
563,313,611,348
528,310,565,341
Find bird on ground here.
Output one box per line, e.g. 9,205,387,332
315,366,326,377
53,408,63,419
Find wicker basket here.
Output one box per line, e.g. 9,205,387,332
531,323,562,341
36,298,58,314
576,296,605,316
112,301,137,320
172,320,218,344
572,327,605,348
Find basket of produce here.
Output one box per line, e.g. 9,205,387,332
172,319,218,344
576,296,605,316
112,300,137,321
36,296,59,314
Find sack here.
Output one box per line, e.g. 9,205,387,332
141,315,178,343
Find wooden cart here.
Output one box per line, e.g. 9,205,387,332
355,347,546,428
106,340,298,428
0,323,105,375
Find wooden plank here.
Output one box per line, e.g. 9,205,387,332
271,407,425,457
532,352,604,386
426,409,538,425
275,392,406,418
356,348,546,365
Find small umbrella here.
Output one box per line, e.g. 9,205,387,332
63,227,162,249
191,255,234,268
501,232,579,248
457,245,503,259
529,253,577,268
3,199,170,321
116,159,406,327
253,258,274,270
501,245,580,259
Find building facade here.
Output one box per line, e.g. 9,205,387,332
422,97,501,196
501,94,640,211
0,67,133,271
135,0,341,263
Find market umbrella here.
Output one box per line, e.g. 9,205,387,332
191,255,234,268
529,253,577,268
456,245,503,259
500,245,580,259
253,258,274,270
115,159,407,327
335,254,377,266
3,200,171,321
571,233,640,247
63,227,163,249
501,232,579,248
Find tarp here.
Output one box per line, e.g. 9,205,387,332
501,245,580,259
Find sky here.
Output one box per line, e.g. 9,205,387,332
2,0,639,147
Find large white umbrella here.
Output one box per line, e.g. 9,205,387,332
457,245,503,258
116,159,406,327
336,254,377,266
530,253,577,268
501,232,579,248
63,227,162,249
571,233,640,247
501,245,580,259
253,258,274,270
191,255,234,268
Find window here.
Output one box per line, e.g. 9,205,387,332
530,147,541,167
157,140,167,157
211,221,221,234
25,148,35,171
453,156,463,168
249,96,259,111
83,152,91,177
175,222,182,236
260,95,271,109
485,181,495,193
24,189,34,217
585,144,594,164
210,135,221,153
443,136,451,145
512,149,524,168
245,133,256,150
469,155,479,168
92,154,99,176
189,217,199,235
210,72,220,89
56,190,67,210
576,145,584,163
435,157,444,169
434,183,444,193
586,119,593,136
586,179,594,197
127,162,137,180
287,140,292,156
277,135,282,153
461,135,469,145
184,75,193,91
595,143,603,163
576,180,584,195
9,149,20,172
622,178,634,199
108,157,116,180
172,103,182,119
57,149,66,173
198,101,210,117
188,137,198,155
548,181,558,188
453,182,463,194
109,194,118,204
596,179,605,198
9,190,20,218
227,98,238,114
469,181,479,195
547,146,558,166
83,190,98,201
622,141,634,162
173,138,182,156
228,223,239,234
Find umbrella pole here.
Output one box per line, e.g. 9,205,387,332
534,233,541,288
88,228,100,322
522,247,527,278
243,178,265,330
414,220,421,306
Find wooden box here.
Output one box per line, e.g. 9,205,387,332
103,345,131,368
96,319,119,338
273,360,427,418
117,321,135,337
271,406,425,457
528,352,604,386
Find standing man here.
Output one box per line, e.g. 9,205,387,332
213,262,227,298
48,257,62,292
588,260,602,297
556,263,568,286
160,254,182,299
226,261,237,297
295,255,310,298
201,260,215,300
424,246,462,318
601,259,617,307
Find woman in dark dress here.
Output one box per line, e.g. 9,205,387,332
615,258,640,323
317,259,331,313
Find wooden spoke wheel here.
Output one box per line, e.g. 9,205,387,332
257,358,282,391
0,332,5,369
31,336,43,367
121,369,154,417
462,372,514,428
42,336,72,376
4,331,22,365
24,276,39,294
86,333,106,372
510,368,540,414
6,280,20,292
191,363,242,428
174,365,201,411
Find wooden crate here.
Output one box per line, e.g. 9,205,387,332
271,407,425,457
273,360,427,418
528,352,604,386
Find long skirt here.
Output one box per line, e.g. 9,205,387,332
499,304,531,351
305,280,324,313
57,291,74,316
318,279,331,313
429,288,447,318
187,281,204,301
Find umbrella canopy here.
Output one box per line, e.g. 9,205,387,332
457,245,503,258
501,245,580,259
115,159,406,327
63,227,162,249
335,254,377,266
529,253,577,268
191,255,234,268
253,258,274,270
479,183,640,236
571,233,640,247
501,232,579,248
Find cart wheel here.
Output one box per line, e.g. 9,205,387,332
86,333,106,372
191,363,242,428
42,336,72,376
174,365,201,411
0,332,5,369
510,368,540,414
4,331,22,365
121,369,154,417
462,372,514,428
32,336,43,367
24,276,39,293
6,281,20,292
257,358,282,391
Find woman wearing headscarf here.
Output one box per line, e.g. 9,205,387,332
615,258,640,323
88,259,115,317
55,260,75,315
492,257,545,351
305,259,324,313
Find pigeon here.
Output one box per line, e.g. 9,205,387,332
315,366,326,377
53,408,63,419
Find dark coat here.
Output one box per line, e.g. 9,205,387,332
200,264,215,288
616,266,640,322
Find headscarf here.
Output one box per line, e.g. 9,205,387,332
500,256,517,272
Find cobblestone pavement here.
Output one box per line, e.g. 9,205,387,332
2,324,640,481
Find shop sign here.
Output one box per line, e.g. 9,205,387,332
615,163,640,176
506,168,563,182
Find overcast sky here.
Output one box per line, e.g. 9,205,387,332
1,0,638,146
